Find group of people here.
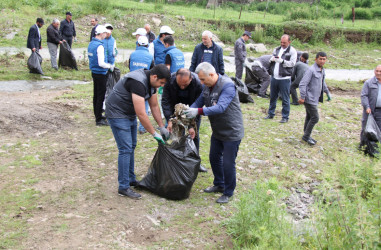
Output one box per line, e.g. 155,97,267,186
27,14,381,203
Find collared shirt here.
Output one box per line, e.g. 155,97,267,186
299,63,328,105
35,24,41,42
377,82,381,107
274,47,286,79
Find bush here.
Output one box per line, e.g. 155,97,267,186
320,0,335,9
372,7,381,18
345,8,372,20
38,0,53,9
252,25,264,43
90,0,109,14
355,0,372,8
288,7,312,20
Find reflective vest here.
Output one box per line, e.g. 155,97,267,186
103,35,115,65
88,38,108,75
153,37,166,65
129,47,153,71
164,46,185,73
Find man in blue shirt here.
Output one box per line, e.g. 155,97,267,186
153,26,174,65
163,35,185,73
88,25,114,126
103,23,118,66
184,62,244,203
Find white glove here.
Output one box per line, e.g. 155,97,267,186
110,64,115,72
74,37,77,42
275,57,284,64
269,56,276,62
183,108,198,119
159,126,170,141
152,132,165,144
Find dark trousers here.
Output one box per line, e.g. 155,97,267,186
63,36,73,47
303,103,319,140
268,77,291,119
290,80,300,104
209,135,241,197
92,73,107,122
235,60,244,79
252,66,271,96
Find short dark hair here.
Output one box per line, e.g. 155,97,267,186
316,52,327,59
301,52,309,60
163,35,175,46
36,18,44,24
176,68,191,79
150,64,171,82
159,33,171,38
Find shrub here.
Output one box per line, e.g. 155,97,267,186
321,0,335,9
288,7,312,20
38,0,53,9
345,8,372,20
253,25,264,43
355,0,372,8
90,0,109,14
371,7,381,19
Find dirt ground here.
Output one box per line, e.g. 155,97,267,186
0,88,235,249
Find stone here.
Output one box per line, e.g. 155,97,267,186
176,15,185,21
6,32,17,40
151,17,161,27
247,43,267,53
250,158,266,165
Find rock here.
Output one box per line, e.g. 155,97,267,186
314,170,321,174
176,15,185,21
146,215,160,226
6,32,17,40
298,163,307,168
301,158,317,165
151,17,161,27
247,43,267,53
275,138,283,143
20,206,27,211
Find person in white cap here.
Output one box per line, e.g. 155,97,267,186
87,25,114,126
132,27,154,56
153,25,174,65
129,35,155,134
103,23,118,66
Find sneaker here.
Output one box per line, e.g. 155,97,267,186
279,118,289,123
204,186,224,193
118,188,141,199
96,119,109,126
216,194,231,203
263,115,274,119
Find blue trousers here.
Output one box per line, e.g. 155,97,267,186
108,118,137,190
268,77,291,119
138,100,149,132
209,135,241,197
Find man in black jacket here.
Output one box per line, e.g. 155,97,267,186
60,12,76,47
27,18,44,52
161,68,207,172
47,19,64,70
90,18,98,42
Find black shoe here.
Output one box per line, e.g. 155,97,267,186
118,188,141,199
130,181,139,187
257,94,269,99
199,164,208,173
291,102,300,106
263,115,274,119
204,186,224,193
96,119,109,126
302,137,316,146
279,118,288,123
310,137,317,144
216,194,231,203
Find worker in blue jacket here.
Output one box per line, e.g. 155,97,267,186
163,35,185,73
103,23,118,66
153,26,174,65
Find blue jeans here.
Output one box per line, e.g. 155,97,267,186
209,135,241,197
108,118,137,190
268,77,291,119
138,100,149,132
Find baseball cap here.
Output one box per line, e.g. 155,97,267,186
243,31,252,38
132,28,146,36
159,26,174,35
138,36,149,46
95,25,107,35
66,11,72,16
105,23,113,30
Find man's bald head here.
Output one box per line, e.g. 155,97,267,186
375,65,381,81
280,34,291,49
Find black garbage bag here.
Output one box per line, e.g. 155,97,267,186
27,51,43,74
245,66,261,94
231,77,254,103
360,114,381,157
58,41,78,70
105,67,121,98
138,136,201,200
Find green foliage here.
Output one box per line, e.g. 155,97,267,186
226,179,302,249
252,25,264,43
346,8,373,20
355,0,372,8
38,0,53,9
90,0,110,14
264,24,283,39
287,7,313,20
372,7,381,19
320,0,335,9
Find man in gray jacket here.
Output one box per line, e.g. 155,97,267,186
299,52,329,146
252,55,272,98
290,53,309,105
360,65,381,146
46,19,64,70
234,31,251,80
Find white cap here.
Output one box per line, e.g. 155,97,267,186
104,23,113,30
132,28,147,36
95,25,107,35
159,25,174,35
138,36,148,46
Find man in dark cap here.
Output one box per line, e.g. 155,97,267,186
27,18,44,53
60,12,76,47
234,31,251,80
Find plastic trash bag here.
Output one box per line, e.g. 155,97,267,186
360,113,380,157
105,67,120,99
27,51,43,74
245,66,261,94
231,77,254,103
58,41,78,70
138,136,200,200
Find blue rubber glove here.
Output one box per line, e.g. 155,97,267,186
152,132,165,145
183,108,198,119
